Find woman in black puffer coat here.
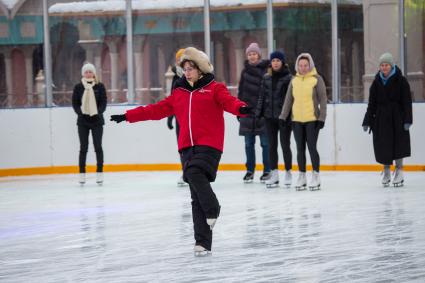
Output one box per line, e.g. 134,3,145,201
256,51,293,188
237,42,270,183
362,52,412,187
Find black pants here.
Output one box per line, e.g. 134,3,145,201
78,124,103,173
265,118,292,171
174,122,184,167
181,146,221,251
292,121,320,172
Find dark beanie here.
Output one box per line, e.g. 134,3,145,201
270,51,285,62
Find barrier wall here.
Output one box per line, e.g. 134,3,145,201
1,104,424,174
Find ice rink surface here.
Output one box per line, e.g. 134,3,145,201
1,171,425,283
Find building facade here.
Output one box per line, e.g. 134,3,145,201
0,0,424,108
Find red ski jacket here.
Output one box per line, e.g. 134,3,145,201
125,75,246,152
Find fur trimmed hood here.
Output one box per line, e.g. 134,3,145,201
294,53,316,74
180,47,214,74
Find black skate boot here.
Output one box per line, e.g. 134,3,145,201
243,171,254,183
260,171,271,183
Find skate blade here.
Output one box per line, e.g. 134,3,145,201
194,251,212,257
393,181,404,187
177,183,188,187
266,183,279,188
96,182,103,186
382,182,390,187
309,185,321,191
79,182,85,186
295,185,307,191
244,179,254,184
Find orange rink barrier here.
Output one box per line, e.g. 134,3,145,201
1,164,424,177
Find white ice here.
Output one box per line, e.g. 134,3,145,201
1,171,425,282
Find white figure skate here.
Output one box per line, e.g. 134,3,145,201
194,245,211,257
392,168,404,187
309,171,321,191
295,172,307,191
382,168,391,187
79,173,86,185
265,169,279,188
283,170,292,188
96,172,104,185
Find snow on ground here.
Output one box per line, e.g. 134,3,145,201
1,171,425,282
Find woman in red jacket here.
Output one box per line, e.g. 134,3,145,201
111,47,250,256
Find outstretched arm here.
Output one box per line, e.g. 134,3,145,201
214,83,247,116
111,95,174,123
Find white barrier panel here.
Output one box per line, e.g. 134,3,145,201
1,104,424,169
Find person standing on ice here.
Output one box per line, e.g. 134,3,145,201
72,63,107,185
256,50,293,188
110,47,250,256
362,52,412,187
165,48,187,187
237,42,271,183
279,53,327,190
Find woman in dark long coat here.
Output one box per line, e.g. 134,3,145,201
362,52,412,187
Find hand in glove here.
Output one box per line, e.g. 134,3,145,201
404,123,411,131
167,116,174,130
363,126,369,132
239,105,253,115
316,120,325,129
110,114,126,123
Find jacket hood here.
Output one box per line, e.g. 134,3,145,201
295,53,316,74
175,73,215,91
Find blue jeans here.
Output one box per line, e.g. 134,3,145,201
244,133,270,173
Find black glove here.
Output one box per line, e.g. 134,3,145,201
316,120,325,129
110,114,126,123
404,123,411,131
279,119,289,127
239,105,253,115
236,116,240,122
363,125,369,132
167,116,174,130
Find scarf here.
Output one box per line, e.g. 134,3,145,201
81,78,98,116
379,65,396,86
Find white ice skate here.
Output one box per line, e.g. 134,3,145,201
392,168,404,187
382,168,391,187
243,172,254,183
283,170,292,188
309,171,321,191
265,169,279,188
79,173,86,185
206,218,217,230
194,245,211,257
96,172,104,185
295,172,307,191
177,175,188,187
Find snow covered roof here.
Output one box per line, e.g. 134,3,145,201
49,0,362,14
0,0,20,10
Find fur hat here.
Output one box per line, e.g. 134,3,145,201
179,47,214,74
175,48,185,63
81,63,96,77
246,42,261,56
295,53,315,73
270,51,285,62
379,52,394,66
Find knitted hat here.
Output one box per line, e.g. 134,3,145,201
379,52,394,66
180,47,214,74
245,42,261,56
81,63,96,77
270,51,285,62
175,48,185,63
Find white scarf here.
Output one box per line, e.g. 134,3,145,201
81,78,98,116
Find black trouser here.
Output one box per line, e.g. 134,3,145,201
78,124,103,173
265,118,292,171
181,146,221,251
174,122,184,167
292,121,320,172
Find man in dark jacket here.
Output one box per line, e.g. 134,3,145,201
362,52,412,187
256,51,293,188
238,42,270,183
